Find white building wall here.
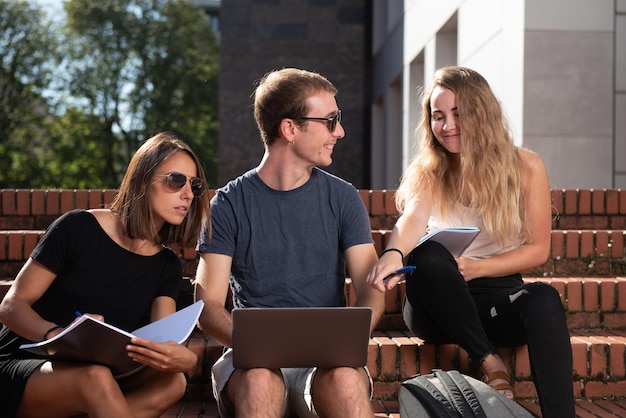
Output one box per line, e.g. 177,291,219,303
615,0,626,187
523,0,615,189
371,0,623,189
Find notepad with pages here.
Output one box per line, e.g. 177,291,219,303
20,300,204,378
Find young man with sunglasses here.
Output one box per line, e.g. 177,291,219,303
195,68,385,418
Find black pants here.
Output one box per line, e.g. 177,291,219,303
403,241,575,418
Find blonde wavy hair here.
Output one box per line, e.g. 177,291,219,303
396,66,528,246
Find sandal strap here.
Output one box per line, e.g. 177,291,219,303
483,370,515,399
483,370,512,384
490,381,514,392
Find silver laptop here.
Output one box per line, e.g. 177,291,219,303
232,307,372,369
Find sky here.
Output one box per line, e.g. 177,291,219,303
31,0,63,14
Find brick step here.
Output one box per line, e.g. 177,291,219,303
4,277,626,332
160,398,626,418
352,277,626,332
160,399,403,418
182,329,626,404
2,229,625,279
167,398,581,417
1,189,625,232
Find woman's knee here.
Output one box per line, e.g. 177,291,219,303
406,242,460,293
521,283,566,324
145,372,187,410
72,364,121,403
525,283,563,309
407,241,455,270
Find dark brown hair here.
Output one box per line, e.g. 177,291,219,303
109,132,211,247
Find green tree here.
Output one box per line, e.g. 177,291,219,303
62,0,219,186
38,108,114,189
0,0,61,187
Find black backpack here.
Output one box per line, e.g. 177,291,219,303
399,369,534,417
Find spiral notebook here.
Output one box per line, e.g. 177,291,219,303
232,306,372,369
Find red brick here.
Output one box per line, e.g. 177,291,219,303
372,231,384,256
567,312,601,329
620,190,626,215
604,313,626,329
618,282,626,311
395,337,418,378
565,231,580,258
1,190,16,216
583,280,599,312
515,381,538,399
438,344,457,370
45,190,60,215
551,231,565,259
570,337,589,377
31,190,45,215
371,190,385,216
551,189,563,218
568,280,583,311
596,231,610,257
418,344,436,375
16,190,30,216
368,339,380,377
611,231,625,259
584,380,626,398
458,347,470,372
359,189,369,213
592,189,605,214
0,233,6,261
74,190,88,209
88,190,104,210
589,340,609,377
564,190,578,215
514,344,532,378
7,233,22,260
608,339,626,377
372,381,401,401
23,233,39,259
104,190,117,206
580,231,594,257
379,340,398,378
60,190,74,213
600,279,618,311
384,190,397,216
579,189,592,215
606,190,619,215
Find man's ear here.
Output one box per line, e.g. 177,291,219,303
279,118,298,143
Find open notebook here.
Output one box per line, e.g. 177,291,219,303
232,307,372,369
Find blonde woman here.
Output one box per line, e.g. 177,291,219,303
367,67,574,418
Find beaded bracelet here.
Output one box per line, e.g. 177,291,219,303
43,325,63,341
381,248,404,259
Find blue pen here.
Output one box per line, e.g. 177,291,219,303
394,265,416,274
383,265,416,284
75,311,82,317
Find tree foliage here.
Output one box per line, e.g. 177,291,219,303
0,0,60,187
0,0,219,189
62,0,219,186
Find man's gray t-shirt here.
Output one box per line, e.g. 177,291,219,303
197,167,373,308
